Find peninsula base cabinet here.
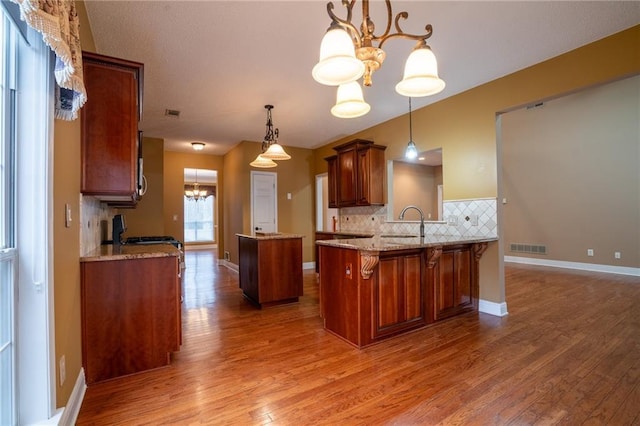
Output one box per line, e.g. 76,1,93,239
81,255,181,384
319,242,488,348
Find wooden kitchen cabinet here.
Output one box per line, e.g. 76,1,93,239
373,249,427,339
431,244,478,321
326,139,386,207
81,255,180,384
81,51,144,205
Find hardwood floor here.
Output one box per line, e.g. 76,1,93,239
76,250,640,425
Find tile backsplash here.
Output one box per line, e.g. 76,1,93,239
80,195,116,256
339,199,497,238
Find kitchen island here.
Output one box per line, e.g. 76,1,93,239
80,243,182,384
237,233,304,307
316,235,495,348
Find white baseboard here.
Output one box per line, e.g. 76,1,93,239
56,368,86,426
303,261,315,270
479,299,509,317
219,259,239,272
505,256,640,277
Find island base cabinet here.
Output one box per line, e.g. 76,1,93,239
373,250,428,339
431,245,479,321
81,256,180,384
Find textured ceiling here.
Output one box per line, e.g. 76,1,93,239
84,1,639,156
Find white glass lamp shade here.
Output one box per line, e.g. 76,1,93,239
250,154,277,168
405,140,418,159
331,81,371,119
184,190,194,198
262,143,291,160
312,26,365,86
396,45,446,97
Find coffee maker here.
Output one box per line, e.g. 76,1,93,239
112,214,126,246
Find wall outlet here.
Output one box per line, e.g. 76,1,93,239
59,355,66,386
587,249,594,257
224,251,230,261
615,252,621,259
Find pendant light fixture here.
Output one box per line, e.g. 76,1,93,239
184,169,208,201
331,81,370,118
404,97,418,160
250,105,290,167
312,0,445,118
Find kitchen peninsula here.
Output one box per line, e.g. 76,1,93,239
80,244,182,384
317,235,495,348
237,233,304,307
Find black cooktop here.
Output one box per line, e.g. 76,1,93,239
125,236,182,249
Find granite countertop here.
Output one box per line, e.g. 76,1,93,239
315,234,497,252
236,232,305,240
80,243,182,262
315,231,374,237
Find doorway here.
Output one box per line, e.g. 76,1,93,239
251,171,277,233
183,168,217,245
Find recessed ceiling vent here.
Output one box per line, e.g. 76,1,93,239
164,109,181,118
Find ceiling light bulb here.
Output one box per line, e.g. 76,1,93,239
396,43,446,97
331,81,370,119
312,25,365,86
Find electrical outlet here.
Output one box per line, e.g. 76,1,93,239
64,203,72,228
587,249,594,257
615,252,621,259
224,251,230,261
59,355,66,386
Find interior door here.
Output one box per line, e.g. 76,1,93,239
251,171,277,233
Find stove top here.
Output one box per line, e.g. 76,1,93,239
125,236,182,249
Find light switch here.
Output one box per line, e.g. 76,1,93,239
65,203,72,228
287,192,292,200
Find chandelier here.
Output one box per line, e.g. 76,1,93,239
184,169,208,202
250,105,291,168
312,0,445,118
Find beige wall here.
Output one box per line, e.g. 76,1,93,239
163,151,225,247
391,162,442,221
502,75,639,267
122,137,165,237
312,25,640,303
52,0,95,407
222,141,315,265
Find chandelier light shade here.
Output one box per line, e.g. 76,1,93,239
404,97,418,159
396,42,445,97
331,81,371,118
313,0,445,117
249,154,277,168
312,25,365,86
191,142,205,151
250,105,290,167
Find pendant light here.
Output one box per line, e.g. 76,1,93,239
185,169,208,201
404,97,418,160
250,105,290,167
331,81,370,118
396,40,445,97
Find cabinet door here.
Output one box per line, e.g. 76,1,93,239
337,147,357,206
373,251,425,338
434,247,474,320
81,52,143,202
326,156,338,208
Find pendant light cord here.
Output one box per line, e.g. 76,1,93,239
409,97,413,141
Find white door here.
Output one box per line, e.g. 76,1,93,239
251,171,277,233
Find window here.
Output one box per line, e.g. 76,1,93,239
0,10,17,425
184,195,215,242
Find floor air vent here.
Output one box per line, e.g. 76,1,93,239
510,243,547,255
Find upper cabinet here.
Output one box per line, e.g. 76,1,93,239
326,139,386,208
81,51,144,206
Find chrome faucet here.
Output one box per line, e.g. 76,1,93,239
399,205,425,238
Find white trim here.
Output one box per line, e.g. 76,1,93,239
49,369,86,426
184,243,217,251
219,259,239,273
505,256,640,277
303,261,315,270
479,299,509,317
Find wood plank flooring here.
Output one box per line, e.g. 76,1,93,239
76,250,640,425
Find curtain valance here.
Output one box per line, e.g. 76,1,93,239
11,0,86,120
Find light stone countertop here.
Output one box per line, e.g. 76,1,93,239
236,232,305,240
80,243,181,262
315,234,497,252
